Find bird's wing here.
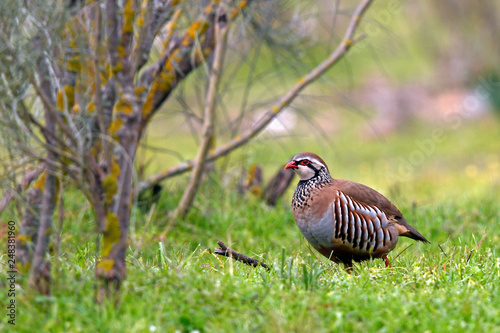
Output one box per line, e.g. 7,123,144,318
332,179,402,217
332,179,430,243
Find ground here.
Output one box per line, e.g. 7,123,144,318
2,111,499,332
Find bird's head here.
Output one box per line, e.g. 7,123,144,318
284,152,330,181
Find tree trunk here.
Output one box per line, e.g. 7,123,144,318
28,171,57,294
16,173,45,272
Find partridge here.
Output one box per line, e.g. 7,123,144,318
285,152,429,268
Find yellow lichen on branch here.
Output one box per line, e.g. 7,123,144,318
67,55,81,72
117,45,127,58
158,72,175,90
72,104,81,114
110,159,121,179
16,261,31,273
102,176,118,206
122,0,136,34
142,98,154,120
162,8,183,48
136,0,147,29
134,86,146,96
17,234,32,246
142,3,217,123
142,65,177,119
230,0,248,19
87,101,96,113
96,258,115,273
114,97,134,115
101,212,121,259
33,171,47,192
108,117,123,139
164,49,181,73
182,1,217,47
96,210,121,275
102,158,121,206
111,60,124,75
183,21,201,46
56,85,75,111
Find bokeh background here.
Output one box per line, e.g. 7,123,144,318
141,0,500,206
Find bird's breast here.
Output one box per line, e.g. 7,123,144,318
293,198,335,249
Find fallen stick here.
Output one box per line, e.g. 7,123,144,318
214,241,270,270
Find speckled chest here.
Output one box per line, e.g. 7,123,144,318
292,180,335,249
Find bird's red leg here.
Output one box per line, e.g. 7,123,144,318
345,263,353,274
383,256,392,268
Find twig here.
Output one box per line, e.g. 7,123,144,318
214,241,269,270
392,243,413,262
92,4,113,171
438,244,448,257
139,0,374,192
466,233,486,264
29,70,59,293
54,177,64,258
171,4,229,220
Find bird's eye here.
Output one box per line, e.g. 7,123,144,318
300,160,310,165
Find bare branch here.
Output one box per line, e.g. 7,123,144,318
171,4,229,220
28,169,57,295
466,233,486,264
140,0,374,191
28,48,60,294
105,0,120,72
92,3,113,169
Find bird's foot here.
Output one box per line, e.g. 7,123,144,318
383,256,392,268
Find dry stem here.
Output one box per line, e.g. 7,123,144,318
214,241,269,270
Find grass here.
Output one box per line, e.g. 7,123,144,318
1,1,499,331
5,195,499,332
1,113,499,332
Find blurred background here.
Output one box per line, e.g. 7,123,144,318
141,0,500,206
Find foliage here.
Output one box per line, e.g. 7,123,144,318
0,0,498,329
2,117,498,331
3,0,363,292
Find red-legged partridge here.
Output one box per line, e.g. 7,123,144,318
285,152,429,268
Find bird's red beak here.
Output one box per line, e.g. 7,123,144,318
284,161,298,170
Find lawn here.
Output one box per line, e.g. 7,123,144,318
2,112,499,332
1,0,499,331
